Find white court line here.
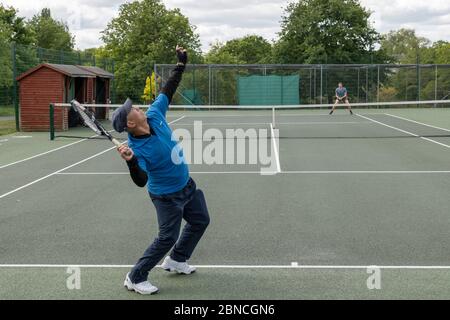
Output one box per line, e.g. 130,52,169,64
0,146,117,200
171,121,371,126
384,113,450,133
56,170,450,175
0,138,89,169
185,113,362,118
172,122,270,126
279,113,384,117
57,172,130,175
0,116,185,199
0,264,450,270
0,129,117,170
180,112,389,118
57,171,264,175
283,170,450,174
276,121,371,125
356,114,450,149
279,113,329,116
184,114,271,118
270,123,281,173
167,115,186,124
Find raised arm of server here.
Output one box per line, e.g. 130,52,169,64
160,45,188,104
118,46,188,187
143,46,187,119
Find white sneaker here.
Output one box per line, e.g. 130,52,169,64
124,272,159,295
161,256,196,274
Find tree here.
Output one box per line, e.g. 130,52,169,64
205,41,244,64
81,46,114,69
205,35,273,64
0,4,34,45
273,0,386,64
101,0,202,102
0,21,13,89
380,29,430,64
427,41,450,64
379,29,447,101
202,36,274,105
0,4,35,102
28,8,75,50
422,41,450,99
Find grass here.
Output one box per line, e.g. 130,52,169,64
0,120,16,136
0,106,15,117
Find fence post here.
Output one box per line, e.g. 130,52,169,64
208,65,211,105
377,65,380,107
366,67,368,103
192,64,196,105
111,60,115,103
434,64,438,107
357,68,360,102
263,65,267,104
416,53,420,103
320,65,323,104
314,67,317,103
309,68,312,103
11,42,20,131
49,104,55,140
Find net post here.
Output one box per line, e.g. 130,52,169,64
49,103,55,140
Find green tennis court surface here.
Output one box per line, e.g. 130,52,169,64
1,107,450,299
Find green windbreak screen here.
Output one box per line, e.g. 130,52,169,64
237,75,300,105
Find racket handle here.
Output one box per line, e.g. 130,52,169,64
111,138,122,148
112,138,132,157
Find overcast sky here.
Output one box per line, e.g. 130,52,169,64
2,0,450,51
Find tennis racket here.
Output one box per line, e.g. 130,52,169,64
71,99,131,155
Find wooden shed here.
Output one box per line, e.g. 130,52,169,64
16,63,114,132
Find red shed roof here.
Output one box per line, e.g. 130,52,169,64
16,63,108,81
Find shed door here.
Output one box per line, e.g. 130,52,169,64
62,77,75,102
68,77,85,127
94,78,107,119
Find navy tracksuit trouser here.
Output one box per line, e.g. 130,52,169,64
130,178,210,283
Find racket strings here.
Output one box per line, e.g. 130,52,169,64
74,105,102,135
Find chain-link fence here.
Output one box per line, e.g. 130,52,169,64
0,42,115,130
155,64,450,106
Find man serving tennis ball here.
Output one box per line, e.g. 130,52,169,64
112,46,210,295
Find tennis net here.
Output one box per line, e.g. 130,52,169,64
49,100,450,141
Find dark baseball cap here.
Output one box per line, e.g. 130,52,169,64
111,98,133,133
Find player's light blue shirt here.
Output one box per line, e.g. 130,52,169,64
128,94,189,196
336,87,347,97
